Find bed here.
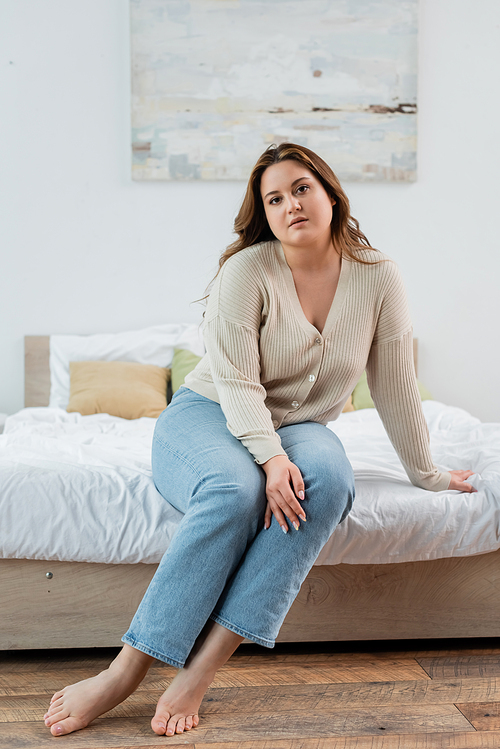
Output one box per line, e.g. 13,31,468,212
1,329,499,650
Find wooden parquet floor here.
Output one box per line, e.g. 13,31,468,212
1,639,500,748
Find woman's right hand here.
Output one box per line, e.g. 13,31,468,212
261,455,306,533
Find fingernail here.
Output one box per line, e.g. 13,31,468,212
54,726,63,735
298,491,304,499
157,722,166,729
264,523,269,530
292,521,299,531
299,513,306,521
281,524,288,534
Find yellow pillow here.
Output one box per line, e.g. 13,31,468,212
342,394,354,413
67,361,170,419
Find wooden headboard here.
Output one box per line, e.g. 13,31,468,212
24,336,419,409
25,336,51,407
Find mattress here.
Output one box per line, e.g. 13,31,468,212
1,401,499,566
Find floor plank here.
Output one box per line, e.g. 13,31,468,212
208,661,430,687
205,654,428,670
144,705,472,740
418,655,500,679
456,701,500,731
0,720,195,749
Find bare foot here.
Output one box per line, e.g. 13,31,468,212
151,666,207,736
151,621,244,736
44,645,153,737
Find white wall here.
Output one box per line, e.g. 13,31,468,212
1,0,499,420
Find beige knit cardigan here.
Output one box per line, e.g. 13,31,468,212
185,240,450,492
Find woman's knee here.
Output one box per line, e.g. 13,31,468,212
301,449,355,524
202,458,267,515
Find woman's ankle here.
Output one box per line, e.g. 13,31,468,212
183,622,243,680
110,644,155,675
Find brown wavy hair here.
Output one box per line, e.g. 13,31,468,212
202,142,380,299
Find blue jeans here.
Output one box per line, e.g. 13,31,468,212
122,386,354,668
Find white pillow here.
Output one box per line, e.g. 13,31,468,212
49,323,205,409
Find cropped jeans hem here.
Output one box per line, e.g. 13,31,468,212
210,613,275,649
121,634,185,669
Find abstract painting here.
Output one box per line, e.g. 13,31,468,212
131,0,418,181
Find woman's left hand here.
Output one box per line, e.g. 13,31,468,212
448,470,477,493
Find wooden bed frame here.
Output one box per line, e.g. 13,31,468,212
1,336,499,650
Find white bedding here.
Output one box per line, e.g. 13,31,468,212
1,401,499,566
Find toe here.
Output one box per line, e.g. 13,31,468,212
47,698,64,716
175,716,186,734
166,716,179,736
151,713,170,736
50,716,86,736
50,690,65,704
192,714,200,727
185,715,193,730
45,709,66,727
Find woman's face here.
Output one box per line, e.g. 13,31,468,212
260,159,335,251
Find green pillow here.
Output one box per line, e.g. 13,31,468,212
171,348,203,394
351,370,433,410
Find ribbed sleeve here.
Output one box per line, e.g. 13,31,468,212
184,241,450,491
205,317,287,463
367,332,451,492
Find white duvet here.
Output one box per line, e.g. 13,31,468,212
1,402,499,566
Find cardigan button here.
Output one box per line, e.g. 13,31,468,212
314,337,322,345
291,401,300,408
309,374,316,382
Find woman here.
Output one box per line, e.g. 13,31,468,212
44,143,474,737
